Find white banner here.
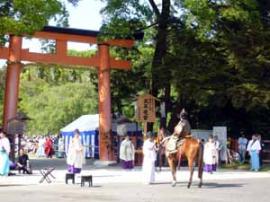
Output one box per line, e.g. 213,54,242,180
213,126,227,161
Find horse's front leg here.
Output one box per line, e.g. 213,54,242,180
168,156,177,187
159,150,162,171
159,148,166,171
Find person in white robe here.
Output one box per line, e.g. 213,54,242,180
203,135,217,173
119,135,135,169
0,129,11,176
247,135,261,171
57,136,65,158
142,132,157,184
67,129,85,174
36,136,45,157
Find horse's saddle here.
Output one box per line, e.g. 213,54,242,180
166,136,184,155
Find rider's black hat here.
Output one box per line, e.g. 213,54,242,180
180,108,188,119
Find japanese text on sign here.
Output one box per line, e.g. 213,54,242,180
136,94,156,122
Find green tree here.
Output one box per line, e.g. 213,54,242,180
100,0,174,129
0,0,80,43
166,0,270,134
19,77,98,134
99,0,270,135
18,49,98,135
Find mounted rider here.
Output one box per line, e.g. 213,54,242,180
166,108,191,155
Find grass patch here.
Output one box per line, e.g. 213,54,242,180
221,161,270,171
220,161,248,170
260,165,270,171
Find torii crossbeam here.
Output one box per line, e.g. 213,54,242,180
0,26,143,161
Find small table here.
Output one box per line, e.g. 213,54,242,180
65,173,75,184
39,167,55,183
81,175,93,187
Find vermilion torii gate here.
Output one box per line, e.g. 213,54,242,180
0,26,143,161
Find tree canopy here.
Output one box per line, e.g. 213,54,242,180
100,0,270,136
19,68,98,134
1,0,270,137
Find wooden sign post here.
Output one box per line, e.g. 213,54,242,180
136,94,156,136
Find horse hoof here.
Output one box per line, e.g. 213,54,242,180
198,183,202,188
187,184,191,189
171,181,177,187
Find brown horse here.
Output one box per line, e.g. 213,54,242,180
158,130,204,188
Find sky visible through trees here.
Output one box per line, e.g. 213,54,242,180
0,0,270,137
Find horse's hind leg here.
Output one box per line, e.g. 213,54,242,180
187,158,195,189
198,143,204,188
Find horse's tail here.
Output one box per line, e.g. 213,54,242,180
197,141,204,182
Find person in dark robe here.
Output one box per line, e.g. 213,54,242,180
17,148,32,174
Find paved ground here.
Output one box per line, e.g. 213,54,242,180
0,159,270,202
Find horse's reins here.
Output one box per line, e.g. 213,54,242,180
159,136,171,146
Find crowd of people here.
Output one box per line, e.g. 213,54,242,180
0,128,35,176
0,128,67,176
19,135,65,159
117,126,265,184
0,117,266,186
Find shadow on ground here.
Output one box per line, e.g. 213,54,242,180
203,182,245,189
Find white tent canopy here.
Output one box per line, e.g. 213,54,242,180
61,114,141,134
61,114,99,133
60,114,142,158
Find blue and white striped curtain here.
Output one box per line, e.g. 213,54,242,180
62,130,98,158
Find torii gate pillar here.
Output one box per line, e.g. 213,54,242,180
3,36,22,132
98,44,113,161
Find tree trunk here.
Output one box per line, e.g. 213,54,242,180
150,0,171,130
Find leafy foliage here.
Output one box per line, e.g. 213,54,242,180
1,0,270,137
0,0,80,44
0,0,61,35
100,0,270,136
19,67,98,135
